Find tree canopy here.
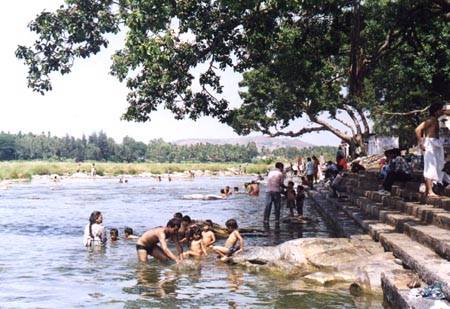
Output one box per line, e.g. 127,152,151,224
16,0,450,153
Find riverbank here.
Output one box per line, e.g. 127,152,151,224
0,161,270,180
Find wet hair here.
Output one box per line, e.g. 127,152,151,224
234,187,239,192
166,218,181,229
220,189,225,194
192,226,202,238
204,219,213,227
275,162,284,170
429,102,443,116
124,227,133,235
88,211,102,239
173,212,183,219
110,228,119,238
182,215,191,224
225,219,238,230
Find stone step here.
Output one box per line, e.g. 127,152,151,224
367,223,396,241
381,270,450,309
381,212,422,233
404,223,450,261
379,232,450,300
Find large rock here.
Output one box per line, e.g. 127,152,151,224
231,237,404,295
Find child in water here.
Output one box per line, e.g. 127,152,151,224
124,227,139,240
202,220,216,248
110,228,119,241
212,219,244,261
181,227,208,258
286,181,296,217
296,185,305,216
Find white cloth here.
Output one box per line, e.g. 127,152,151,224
423,138,444,182
266,169,284,192
306,161,315,176
83,223,106,247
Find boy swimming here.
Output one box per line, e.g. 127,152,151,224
181,227,208,258
212,219,244,260
201,220,216,247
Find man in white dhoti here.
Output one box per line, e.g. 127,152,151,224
415,103,444,196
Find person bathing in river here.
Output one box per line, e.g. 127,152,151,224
83,211,107,247
136,218,183,263
286,181,296,217
182,227,208,259
296,185,305,216
179,215,194,245
201,220,216,248
212,219,244,260
124,227,139,240
110,228,119,242
415,102,445,197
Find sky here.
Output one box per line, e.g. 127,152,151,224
0,1,340,146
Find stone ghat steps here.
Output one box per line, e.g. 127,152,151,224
379,233,450,301
354,192,450,260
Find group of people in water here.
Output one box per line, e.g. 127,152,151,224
83,211,244,264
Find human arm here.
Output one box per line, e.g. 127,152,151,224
415,121,428,151
158,231,180,263
201,241,208,256
235,231,244,254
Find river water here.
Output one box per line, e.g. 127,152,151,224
0,176,382,308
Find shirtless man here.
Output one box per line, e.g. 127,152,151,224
136,218,183,263
415,102,444,196
247,181,260,196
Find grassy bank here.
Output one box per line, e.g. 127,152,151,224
0,161,270,180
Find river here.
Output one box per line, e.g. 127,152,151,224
0,176,382,308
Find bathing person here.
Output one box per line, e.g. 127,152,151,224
173,212,183,220
83,211,107,247
296,185,305,216
286,181,296,217
179,215,193,245
181,227,208,258
110,228,119,241
247,181,260,196
212,219,244,259
124,227,139,240
415,102,444,196
201,220,216,247
90,163,96,177
136,218,183,263
263,162,285,224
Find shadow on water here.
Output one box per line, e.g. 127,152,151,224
0,177,382,307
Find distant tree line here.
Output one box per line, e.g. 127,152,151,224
0,131,336,163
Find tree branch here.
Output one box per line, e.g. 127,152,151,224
384,105,430,116
260,126,326,138
333,116,356,136
308,114,352,143
342,105,362,135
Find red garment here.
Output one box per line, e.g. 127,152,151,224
338,158,348,170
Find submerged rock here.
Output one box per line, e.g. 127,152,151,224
231,237,404,295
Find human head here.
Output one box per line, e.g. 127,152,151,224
203,219,213,231
173,212,183,219
124,227,133,236
297,185,304,192
307,157,311,162
110,228,119,241
288,181,294,188
225,219,238,231
220,189,225,194
234,187,239,192
182,215,191,226
275,162,284,171
166,218,181,233
429,102,443,117
192,226,202,240
89,211,102,224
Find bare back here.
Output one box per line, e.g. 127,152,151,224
137,227,166,247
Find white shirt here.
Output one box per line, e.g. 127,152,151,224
266,169,284,192
83,223,106,247
306,161,315,175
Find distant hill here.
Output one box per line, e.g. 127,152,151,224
173,136,313,150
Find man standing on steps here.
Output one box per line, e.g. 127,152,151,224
264,162,285,224
415,102,444,197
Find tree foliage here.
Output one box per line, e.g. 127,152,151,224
0,131,317,163
16,0,450,153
